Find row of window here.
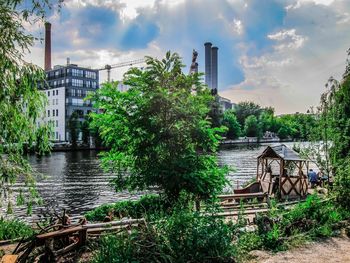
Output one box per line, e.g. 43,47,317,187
51,98,59,106
48,79,97,89
47,89,59,97
47,109,59,117
47,69,98,80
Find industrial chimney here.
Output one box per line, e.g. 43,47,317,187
204,42,212,88
211,46,218,95
44,22,52,71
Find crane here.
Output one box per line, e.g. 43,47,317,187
97,58,145,82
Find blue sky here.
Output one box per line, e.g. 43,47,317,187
25,0,350,114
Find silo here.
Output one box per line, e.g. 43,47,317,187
204,42,212,88
211,46,218,94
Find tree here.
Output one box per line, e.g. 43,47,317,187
68,111,80,148
235,101,262,126
222,110,241,139
0,1,58,211
243,115,260,137
89,52,228,202
81,117,90,145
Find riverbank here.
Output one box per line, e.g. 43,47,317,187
247,236,350,263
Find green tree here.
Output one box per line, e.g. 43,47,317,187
244,115,260,137
0,0,57,210
89,52,228,202
68,111,80,148
81,117,90,145
235,101,262,126
222,110,241,139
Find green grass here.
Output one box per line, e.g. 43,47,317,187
0,218,34,240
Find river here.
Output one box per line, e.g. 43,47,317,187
2,142,310,222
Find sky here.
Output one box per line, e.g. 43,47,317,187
24,0,350,114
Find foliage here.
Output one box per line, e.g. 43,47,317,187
334,158,350,210
68,111,79,147
235,101,262,126
257,195,342,251
85,195,171,222
81,117,90,145
0,0,60,211
0,218,34,240
91,208,235,263
89,52,228,202
222,110,241,139
244,115,260,138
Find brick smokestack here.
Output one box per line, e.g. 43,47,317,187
44,22,52,71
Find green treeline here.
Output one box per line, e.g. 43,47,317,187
222,102,318,140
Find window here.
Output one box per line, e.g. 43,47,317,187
66,78,69,83
57,90,59,95
56,109,58,116
92,81,96,89
72,98,84,106
56,132,58,139
53,110,55,117
54,81,57,87
86,80,91,88
52,99,55,105
56,120,58,127
47,110,50,117
48,91,50,96
77,89,82,97
85,71,96,79
71,89,76,96
72,79,83,87
55,71,59,77
56,98,58,105
72,68,84,77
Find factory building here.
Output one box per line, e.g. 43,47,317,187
38,22,99,142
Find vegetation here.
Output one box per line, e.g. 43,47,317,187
85,195,171,222
0,0,59,212
89,52,228,202
220,101,318,140
0,218,34,240
222,110,241,139
68,111,80,147
91,206,235,263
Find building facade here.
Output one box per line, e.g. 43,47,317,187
39,64,99,142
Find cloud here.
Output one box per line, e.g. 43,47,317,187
24,0,350,114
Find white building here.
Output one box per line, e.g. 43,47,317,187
38,87,66,141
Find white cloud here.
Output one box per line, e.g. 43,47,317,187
230,19,243,35
268,29,306,50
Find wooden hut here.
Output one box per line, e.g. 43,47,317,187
234,144,309,200
257,144,308,199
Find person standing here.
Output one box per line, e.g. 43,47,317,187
308,169,318,188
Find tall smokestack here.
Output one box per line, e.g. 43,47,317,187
204,42,212,88
44,22,52,71
211,46,218,95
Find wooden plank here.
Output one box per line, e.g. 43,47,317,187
1,255,18,263
210,208,269,217
36,226,83,240
83,218,145,229
218,192,265,199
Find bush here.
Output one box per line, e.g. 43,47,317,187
91,208,235,263
256,195,343,252
0,218,34,240
334,159,350,210
85,195,171,222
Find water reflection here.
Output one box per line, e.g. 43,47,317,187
2,142,314,221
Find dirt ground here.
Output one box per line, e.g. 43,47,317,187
249,236,350,263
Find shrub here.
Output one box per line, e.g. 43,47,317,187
85,195,171,222
91,208,235,263
0,218,34,240
334,158,350,210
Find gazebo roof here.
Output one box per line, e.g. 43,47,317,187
258,144,305,161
